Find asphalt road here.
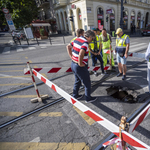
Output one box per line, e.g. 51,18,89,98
0,33,150,150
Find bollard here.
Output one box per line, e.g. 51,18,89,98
26,37,29,45
63,34,65,44
18,38,21,45
49,34,52,45
27,62,48,103
36,37,39,46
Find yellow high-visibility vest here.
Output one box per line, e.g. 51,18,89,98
89,35,100,51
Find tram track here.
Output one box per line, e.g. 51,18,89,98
0,59,147,130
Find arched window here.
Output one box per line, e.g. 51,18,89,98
137,12,141,29
110,9,115,31
131,11,135,26
97,7,104,30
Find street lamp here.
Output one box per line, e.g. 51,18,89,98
119,0,127,30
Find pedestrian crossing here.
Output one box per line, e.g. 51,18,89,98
111,41,148,53
0,41,149,54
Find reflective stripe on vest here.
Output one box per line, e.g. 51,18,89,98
70,37,77,43
101,33,111,53
116,34,128,48
89,35,100,51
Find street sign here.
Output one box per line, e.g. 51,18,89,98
2,8,9,14
7,20,14,26
106,9,112,14
5,14,12,20
24,27,34,39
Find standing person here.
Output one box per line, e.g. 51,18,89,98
89,28,105,76
70,29,84,43
115,28,130,80
96,28,102,36
11,30,16,42
66,30,97,103
100,28,115,69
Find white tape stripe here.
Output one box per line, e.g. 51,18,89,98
129,104,150,133
33,69,150,150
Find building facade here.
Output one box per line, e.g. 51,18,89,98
53,0,150,34
35,0,57,33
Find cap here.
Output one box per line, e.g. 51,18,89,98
116,28,123,34
92,28,97,31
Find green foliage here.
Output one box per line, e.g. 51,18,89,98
0,0,39,28
39,28,45,36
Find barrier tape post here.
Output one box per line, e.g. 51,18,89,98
32,69,150,150
27,62,48,103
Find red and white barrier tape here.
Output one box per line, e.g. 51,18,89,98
129,103,150,133
24,65,110,75
32,69,150,150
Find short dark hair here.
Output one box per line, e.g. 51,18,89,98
85,30,95,39
96,28,100,31
76,29,84,37
102,28,106,31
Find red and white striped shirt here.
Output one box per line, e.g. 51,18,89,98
71,36,89,65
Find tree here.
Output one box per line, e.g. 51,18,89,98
0,0,39,28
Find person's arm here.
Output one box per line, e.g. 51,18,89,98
66,44,73,59
124,43,129,58
109,34,112,50
124,36,130,58
89,45,96,55
98,37,102,55
78,49,85,67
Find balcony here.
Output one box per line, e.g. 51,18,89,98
36,0,50,7
53,0,68,7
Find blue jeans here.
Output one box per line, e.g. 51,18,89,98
91,53,104,73
71,61,91,100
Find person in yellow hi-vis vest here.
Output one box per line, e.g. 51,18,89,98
115,28,130,80
89,28,105,76
70,29,84,43
100,28,115,69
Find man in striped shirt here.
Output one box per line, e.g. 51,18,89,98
67,30,97,103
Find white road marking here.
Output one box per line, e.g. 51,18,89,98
28,47,36,50
29,137,40,142
2,47,10,54
16,47,24,52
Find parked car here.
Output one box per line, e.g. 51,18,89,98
141,25,150,36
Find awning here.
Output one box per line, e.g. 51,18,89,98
31,23,51,27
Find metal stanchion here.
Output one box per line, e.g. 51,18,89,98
63,34,65,44
18,38,21,45
26,37,29,45
49,34,52,45
36,37,39,46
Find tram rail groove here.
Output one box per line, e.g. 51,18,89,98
0,59,147,130
0,72,73,98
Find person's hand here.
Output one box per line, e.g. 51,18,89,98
94,52,97,55
79,63,85,67
124,53,128,58
98,51,100,55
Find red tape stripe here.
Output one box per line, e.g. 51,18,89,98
48,68,61,73
66,67,72,72
84,110,103,121
114,132,147,149
33,70,37,76
71,98,76,104
41,76,46,83
51,84,57,92
132,106,150,132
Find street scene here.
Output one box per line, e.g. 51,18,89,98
0,0,150,150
